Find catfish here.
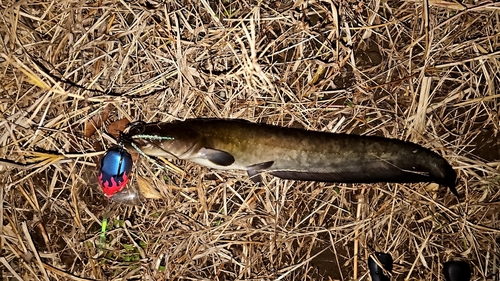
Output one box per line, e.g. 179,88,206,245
121,119,458,196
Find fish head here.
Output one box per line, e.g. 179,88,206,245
121,121,203,159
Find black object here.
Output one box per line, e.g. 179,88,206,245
368,252,393,281
443,261,471,281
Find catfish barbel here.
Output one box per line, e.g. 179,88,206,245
121,119,458,196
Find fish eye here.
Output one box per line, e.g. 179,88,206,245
126,121,146,136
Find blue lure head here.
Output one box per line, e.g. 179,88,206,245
98,146,133,198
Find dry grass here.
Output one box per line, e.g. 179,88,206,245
1,0,499,280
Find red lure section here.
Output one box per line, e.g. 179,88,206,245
98,172,130,197
98,146,133,197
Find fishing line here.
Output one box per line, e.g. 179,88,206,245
129,142,165,169
131,135,174,141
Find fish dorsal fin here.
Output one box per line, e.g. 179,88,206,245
199,148,235,166
246,161,274,183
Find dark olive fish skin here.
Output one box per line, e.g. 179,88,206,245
122,119,458,196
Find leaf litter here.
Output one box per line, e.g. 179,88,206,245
0,1,499,280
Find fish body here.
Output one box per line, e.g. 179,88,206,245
122,119,458,196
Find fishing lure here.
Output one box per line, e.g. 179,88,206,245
98,146,133,198
368,252,393,281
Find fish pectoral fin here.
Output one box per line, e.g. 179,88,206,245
199,148,235,166
247,170,262,183
246,161,274,183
